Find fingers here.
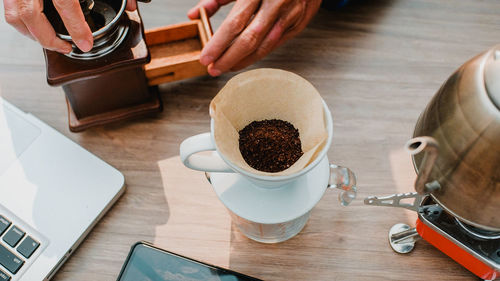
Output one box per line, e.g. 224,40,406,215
25,12,73,53
52,0,93,52
230,1,304,71
187,0,234,19
206,1,284,76
277,0,321,46
8,0,72,52
4,0,32,38
228,20,285,71
199,0,260,69
126,0,137,11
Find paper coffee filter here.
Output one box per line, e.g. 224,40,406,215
210,68,328,176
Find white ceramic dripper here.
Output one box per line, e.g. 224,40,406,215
179,69,357,242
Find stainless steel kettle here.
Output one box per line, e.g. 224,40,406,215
405,45,500,231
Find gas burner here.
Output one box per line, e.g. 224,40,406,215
365,44,500,281
365,193,500,280
455,218,500,241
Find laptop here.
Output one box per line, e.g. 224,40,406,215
0,97,125,280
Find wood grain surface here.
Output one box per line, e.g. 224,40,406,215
1,0,499,280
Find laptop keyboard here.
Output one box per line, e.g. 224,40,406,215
0,215,40,280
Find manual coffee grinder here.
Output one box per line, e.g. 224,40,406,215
365,45,500,281
43,0,213,132
43,0,160,132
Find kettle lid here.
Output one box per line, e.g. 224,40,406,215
484,49,500,110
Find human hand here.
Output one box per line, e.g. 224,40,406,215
126,0,137,11
3,0,137,54
188,0,322,76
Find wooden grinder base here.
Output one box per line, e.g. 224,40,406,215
44,8,212,132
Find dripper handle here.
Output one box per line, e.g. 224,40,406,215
180,133,234,173
328,164,357,206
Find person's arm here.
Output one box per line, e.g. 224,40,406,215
188,0,322,76
3,0,137,53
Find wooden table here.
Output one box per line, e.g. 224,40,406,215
1,0,498,280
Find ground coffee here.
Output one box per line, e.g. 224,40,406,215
239,119,303,173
